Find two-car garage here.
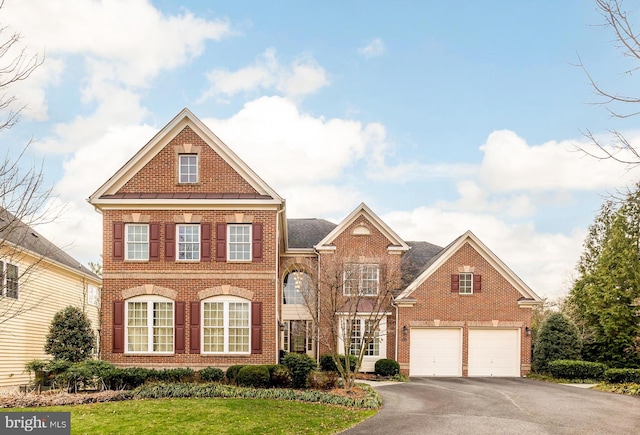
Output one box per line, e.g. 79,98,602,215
409,328,521,377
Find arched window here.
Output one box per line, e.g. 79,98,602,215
283,271,312,305
201,296,251,354
125,295,174,354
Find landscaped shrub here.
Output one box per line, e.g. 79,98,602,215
547,360,607,380
44,306,96,362
237,365,271,388
374,358,400,376
199,367,224,382
283,353,317,388
307,370,338,390
153,368,195,383
103,367,152,390
226,365,246,384
604,368,640,384
319,354,357,373
532,313,582,373
270,366,292,388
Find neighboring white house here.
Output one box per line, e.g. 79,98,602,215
0,208,101,389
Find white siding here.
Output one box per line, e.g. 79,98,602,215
0,252,100,389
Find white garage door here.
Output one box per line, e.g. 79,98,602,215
468,329,520,377
410,328,462,376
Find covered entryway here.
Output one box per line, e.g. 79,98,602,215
468,329,520,376
410,328,462,376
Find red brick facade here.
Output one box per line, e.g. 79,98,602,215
91,109,541,375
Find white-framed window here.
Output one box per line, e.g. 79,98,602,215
283,271,313,305
177,224,200,261
125,224,149,261
343,264,379,296
0,261,19,300
125,296,174,354
227,224,251,261
459,272,473,294
347,318,380,357
179,154,198,183
87,285,100,307
282,320,313,353
202,296,250,354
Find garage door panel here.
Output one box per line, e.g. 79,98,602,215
468,329,520,377
410,328,462,377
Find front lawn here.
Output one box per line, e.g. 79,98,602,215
6,397,376,435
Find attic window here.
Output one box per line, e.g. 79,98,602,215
352,225,370,236
179,154,198,183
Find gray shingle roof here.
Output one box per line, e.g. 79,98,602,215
287,218,337,249
401,241,445,288
0,207,99,280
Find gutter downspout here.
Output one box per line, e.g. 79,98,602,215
316,250,321,363
275,202,286,363
394,302,399,361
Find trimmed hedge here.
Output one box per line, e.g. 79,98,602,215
225,365,246,384
547,360,607,380
374,359,400,376
198,367,224,382
237,365,271,388
604,368,640,384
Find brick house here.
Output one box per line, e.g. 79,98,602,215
89,108,542,377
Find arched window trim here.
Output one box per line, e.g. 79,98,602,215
201,295,251,355
124,295,175,354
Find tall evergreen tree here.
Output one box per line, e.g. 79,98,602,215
565,185,640,367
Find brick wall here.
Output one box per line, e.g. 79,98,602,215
396,242,534,376
118,126,258,194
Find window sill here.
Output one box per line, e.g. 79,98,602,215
123,353,175,356
200,353,251,357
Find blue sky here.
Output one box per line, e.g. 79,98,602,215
2,0,640,301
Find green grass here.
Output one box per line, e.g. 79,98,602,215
7,398,376,435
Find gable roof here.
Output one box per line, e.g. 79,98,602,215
88,108,283,208
396,230,542,303
0,208,99,281
314,203,410,252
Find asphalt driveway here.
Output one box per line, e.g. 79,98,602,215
341,378,640,435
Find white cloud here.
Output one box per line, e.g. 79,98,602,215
358,38,386,58
2,0,231,88
200,48,329,100
480,130,640,192
204,96,370,187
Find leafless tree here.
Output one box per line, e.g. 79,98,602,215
578,0,640,166
0,1,52,328
293,253,401,389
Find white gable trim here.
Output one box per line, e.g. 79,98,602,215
396,230,542,303
88,108,282,205
314,203,410,252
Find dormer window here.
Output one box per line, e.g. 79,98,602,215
179,154,198,183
